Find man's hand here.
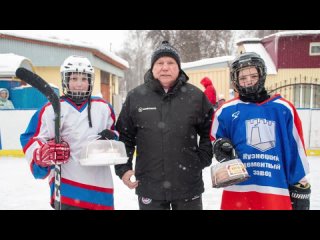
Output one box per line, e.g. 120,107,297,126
122,170,139,189
33,139,70,167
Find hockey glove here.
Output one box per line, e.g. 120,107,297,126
211,138,249,188
212,138,235,162
33,139,70,167
289,183,311,210
98,129,117,140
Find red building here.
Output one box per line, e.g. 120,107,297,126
237,30,320,109
262,32,320,69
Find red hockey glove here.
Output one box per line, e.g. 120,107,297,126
33,139,70,167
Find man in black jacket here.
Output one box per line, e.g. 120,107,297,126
115,41,214,210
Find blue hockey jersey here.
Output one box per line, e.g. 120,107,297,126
210,94,309,210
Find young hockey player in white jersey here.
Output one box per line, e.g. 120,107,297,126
210,52,310,210
20,56,118,210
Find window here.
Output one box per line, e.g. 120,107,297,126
310,42,320,56
293,83,320,109
101,71,110,84
303,84,311,108
313,83,320,109
293,84,300,107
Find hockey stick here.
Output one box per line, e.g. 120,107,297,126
16,67,62,210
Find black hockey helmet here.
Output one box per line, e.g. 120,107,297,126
230,52,267,96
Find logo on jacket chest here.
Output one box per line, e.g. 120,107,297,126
138,107,157,112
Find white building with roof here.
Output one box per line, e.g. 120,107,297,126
0,31,128,109
0,53,35,78
182,56,235,101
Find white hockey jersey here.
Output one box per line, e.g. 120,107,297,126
20,96,118,210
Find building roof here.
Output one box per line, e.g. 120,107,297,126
263,30,320,39
0,53,35,78
235,38,261,45
235,31,320,75
0,31,129,70
182,56,235,70
236,31,320,46
240,43,277,75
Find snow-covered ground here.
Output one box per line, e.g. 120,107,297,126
0,156,318,210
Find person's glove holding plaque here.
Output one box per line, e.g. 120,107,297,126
211,138,249,188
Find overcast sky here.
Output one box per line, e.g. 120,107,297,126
3,30,129,52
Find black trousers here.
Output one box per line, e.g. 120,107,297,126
138,195,203,210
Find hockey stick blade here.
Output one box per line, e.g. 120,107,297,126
15,67,61,143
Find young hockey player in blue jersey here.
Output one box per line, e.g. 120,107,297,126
20,55,118,210
210,52,311,210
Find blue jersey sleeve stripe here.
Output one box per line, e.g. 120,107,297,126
31,162,52,179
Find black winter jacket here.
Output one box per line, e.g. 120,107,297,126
115,69,214,201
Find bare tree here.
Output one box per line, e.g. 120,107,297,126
200,30,234,56
116,30,152,92
146,30,234,62
176,30,202,61
146,30,177,43
117,30,236,93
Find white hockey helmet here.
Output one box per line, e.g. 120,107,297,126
60,55,95,104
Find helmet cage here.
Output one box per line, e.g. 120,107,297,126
60,56,95,104
62,72,93,104
231,54,267,95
